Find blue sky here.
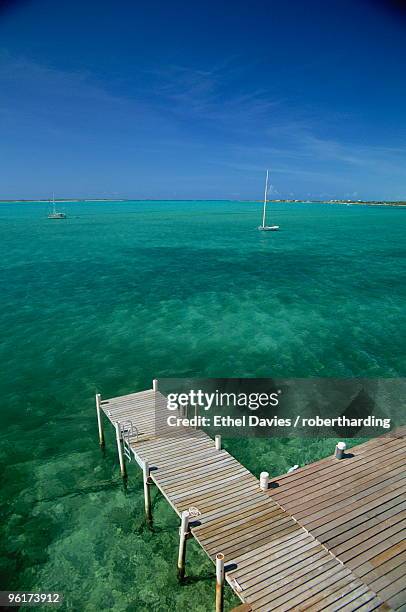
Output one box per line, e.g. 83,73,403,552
0,0,405,200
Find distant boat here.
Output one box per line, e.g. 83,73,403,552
48,193,66,219
258,170,279,231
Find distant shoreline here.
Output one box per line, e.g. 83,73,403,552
0,198,405,207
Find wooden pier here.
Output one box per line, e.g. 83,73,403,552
96,384,405,611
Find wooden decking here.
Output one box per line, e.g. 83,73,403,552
99,387,405,611
269,429,406,611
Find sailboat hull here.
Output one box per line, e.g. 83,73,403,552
258,225,279,231
48,213,66,219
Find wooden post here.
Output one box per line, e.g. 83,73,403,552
215,435,221,451
335,441,346,459
177,510,190,581
143,460,152,525
115,422,126,478
95,393,105,447
259,471,269,491
153,379,158,392
215,553,225,612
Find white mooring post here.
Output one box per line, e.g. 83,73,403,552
143,460,152,525
215,553,225,612
215,435,222,451
153,379,158,392
259,471,269,491
177,510,190,580
95,393,105,447
114,422,126,478
335,441,346,459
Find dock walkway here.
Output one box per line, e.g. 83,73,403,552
269,429,406,610
96,386,405,611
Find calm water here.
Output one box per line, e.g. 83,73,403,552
0,200,405,610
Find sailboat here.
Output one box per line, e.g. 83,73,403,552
258,170,279,231
48,193,66,219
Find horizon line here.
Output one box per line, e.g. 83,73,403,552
0,198,406,204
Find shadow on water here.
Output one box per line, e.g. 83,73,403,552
27,479,126,506
181,572,214,586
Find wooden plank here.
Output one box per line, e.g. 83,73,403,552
202,512,292,552
295,576,370,611
325,501,406,550
211,522,302,560
234,532,309,569
375,575,406,605
196,505,283,542
300,481,406,530
198,499,281,532
368,541,406,569
274,450,405,508
272,448,404,504
348,537,406,571
226,530,310,570
246,553,335,603
158,464,249,498
194,484,266,516
134,429,208,450
310,488,406,539
160,462,250,494
250,564,351,610
272,434,403,485
285,463,405,520
181,484,259,517
198,496,275,526
340,521,406,563
170,474,258,509
156,460,240,490
339,595,383,612
169,470,253,502
154,450,232,476
242,549,328,593
228,538,316,587
270,437,404,492
198,523,301,563
139,438,213,462
368,563,406,594
386,588,406,610
320,497,406,544
332,513,406,558
319,585,374,611
201,511,293,555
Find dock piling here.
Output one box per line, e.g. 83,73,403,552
95,393,105,447
215,435,222,450
114,421,127,478
335,441,346,459
215,553,225,612
143,460,152,524
177,510,190,581
259,471,269,491
153,379,158,392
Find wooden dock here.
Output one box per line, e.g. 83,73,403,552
96,385,405,611
269,428,406,611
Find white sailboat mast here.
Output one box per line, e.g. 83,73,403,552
262,170,269,227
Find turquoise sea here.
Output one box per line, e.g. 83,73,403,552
0,200,405,610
